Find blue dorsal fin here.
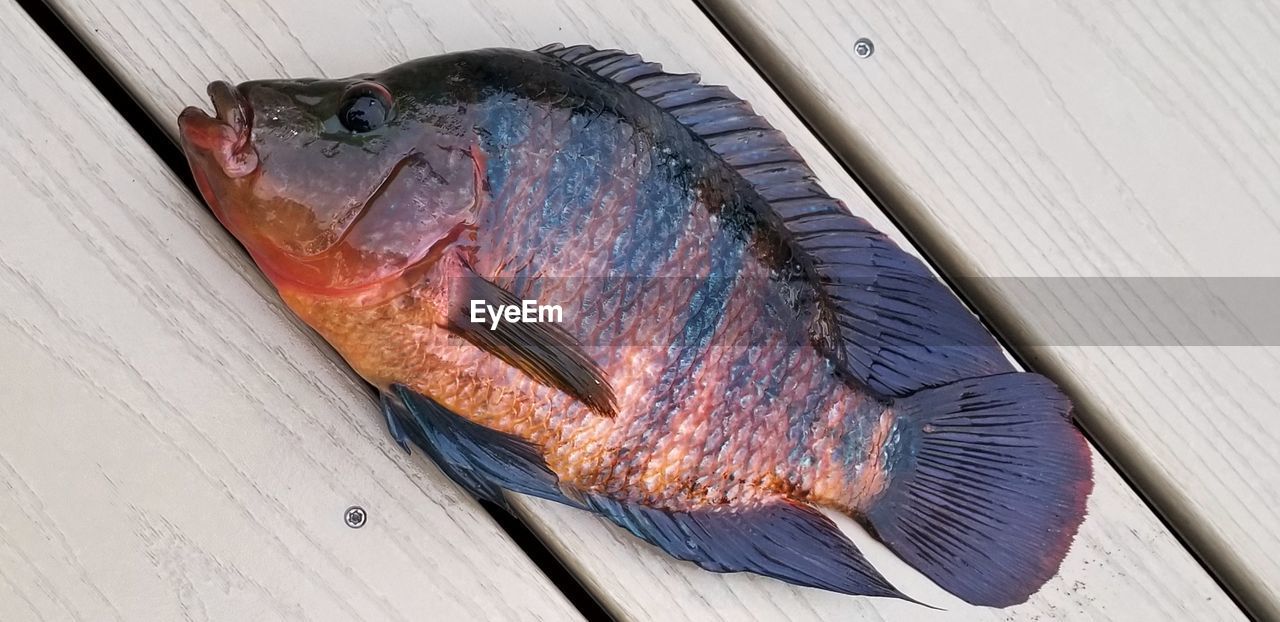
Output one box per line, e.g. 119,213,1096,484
536,43,1013,395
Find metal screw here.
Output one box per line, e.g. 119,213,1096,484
344,505,367,529
853,37,875,59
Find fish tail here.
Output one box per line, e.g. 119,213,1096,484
861,372,1093,607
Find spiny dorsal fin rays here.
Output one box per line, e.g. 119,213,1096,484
536,43,1014,397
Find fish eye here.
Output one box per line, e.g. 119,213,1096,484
338,82,392,133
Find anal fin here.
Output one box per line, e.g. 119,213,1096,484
386,384,920,603
385,385,583,512
585,494,914,602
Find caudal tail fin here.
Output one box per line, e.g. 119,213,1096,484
863,373,1093,608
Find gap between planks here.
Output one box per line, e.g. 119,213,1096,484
27,0,1249,619
0,2,588,620
697,0,1279,619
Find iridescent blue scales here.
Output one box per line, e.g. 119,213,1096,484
178,43,1094,608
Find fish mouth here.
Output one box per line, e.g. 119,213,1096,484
178,80,258,179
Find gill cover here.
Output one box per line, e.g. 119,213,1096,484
179,66,486,295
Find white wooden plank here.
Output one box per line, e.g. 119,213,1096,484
38,0,1241,619
701,0,1279,617
0,5,583,621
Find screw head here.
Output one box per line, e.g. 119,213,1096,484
344,505,367,529
853,37,875,59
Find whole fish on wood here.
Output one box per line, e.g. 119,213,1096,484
177,44,1092,607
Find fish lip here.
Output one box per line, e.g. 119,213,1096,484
177,80,258,178
209,80,252,144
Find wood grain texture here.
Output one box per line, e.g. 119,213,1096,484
36,0,1240,619
701,0,1280,617
0,5,583,621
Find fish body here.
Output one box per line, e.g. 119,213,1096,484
179,45,1092,607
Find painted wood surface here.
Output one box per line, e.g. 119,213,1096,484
22,0,1242,618
0,4,583,621
700,0,1280,617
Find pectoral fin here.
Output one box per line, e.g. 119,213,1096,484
384,385,584,512
443,265,616,417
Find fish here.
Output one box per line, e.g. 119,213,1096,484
177,44,1093,607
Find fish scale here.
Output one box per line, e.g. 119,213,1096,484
179,44,1093,607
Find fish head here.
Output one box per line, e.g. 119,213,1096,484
178,64,484,296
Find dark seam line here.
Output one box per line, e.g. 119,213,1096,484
692,0,1254,619
14,1,614,618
